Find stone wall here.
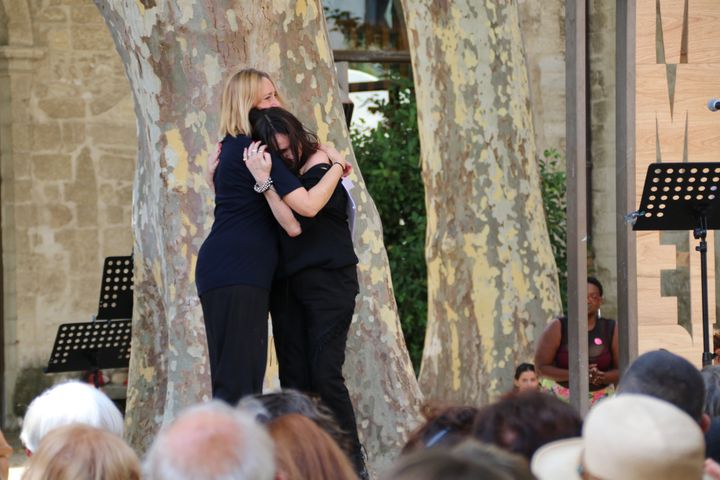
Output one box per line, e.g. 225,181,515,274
588,0,618,319
518,0,566,155
0,0,135,421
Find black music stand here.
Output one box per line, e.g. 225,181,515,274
632,163,720,366
45,256,134,383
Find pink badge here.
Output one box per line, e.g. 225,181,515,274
594,338,603,345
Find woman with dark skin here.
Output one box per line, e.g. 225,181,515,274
534,277,619,404
245,107,365,476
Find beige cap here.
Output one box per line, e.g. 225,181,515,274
532,394,705,480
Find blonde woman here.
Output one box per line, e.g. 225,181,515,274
195,68,346,404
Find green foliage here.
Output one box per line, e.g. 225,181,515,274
539,148,568,312
350,79,427,372
350,81,569,372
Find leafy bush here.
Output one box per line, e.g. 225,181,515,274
539,148,568,312
350,79,427,372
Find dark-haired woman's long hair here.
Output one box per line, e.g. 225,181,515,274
249,107,319,174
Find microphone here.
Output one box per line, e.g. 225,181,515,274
708,98,720,112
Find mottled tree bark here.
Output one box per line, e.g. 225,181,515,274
93,0,422,469
401,0,562,403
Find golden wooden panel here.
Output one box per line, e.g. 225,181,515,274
634,2,720,366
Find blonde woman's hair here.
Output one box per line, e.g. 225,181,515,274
219,67,283,138
22,424,141,480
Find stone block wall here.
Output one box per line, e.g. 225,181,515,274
0,0,135,421
518,0,566,155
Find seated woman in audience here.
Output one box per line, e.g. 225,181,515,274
267,413,357,480
512,363,539,393
22,424,140,480
20,381,123,455
534,276,619,404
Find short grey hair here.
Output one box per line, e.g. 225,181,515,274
143,400,275,480
20,381,124,453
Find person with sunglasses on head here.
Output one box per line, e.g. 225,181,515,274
534,276,619,405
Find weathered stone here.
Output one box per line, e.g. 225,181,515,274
70,6,104,24
36,6,68,22
71,25,114,51
38,98,85,119
32,154,72,181
76,203,98,228
90,94,128,116
32,122,63,151
98,155,135,181
37,269,70,304
13,180,34,204
71,275,102,315
101,226,132,256
39,204,73,228
46,29,72,50
69,232,101,271
104,205,125,225
61,122,86,150
43,185,61,203
88,123,135,147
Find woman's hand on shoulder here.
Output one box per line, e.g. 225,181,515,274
244,141,272,183
319,144,352,177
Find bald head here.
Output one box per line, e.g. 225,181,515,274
143,401,275,480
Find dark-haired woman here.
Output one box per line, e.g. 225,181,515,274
512,363,539,393
534,276,619,405
244,107,364,475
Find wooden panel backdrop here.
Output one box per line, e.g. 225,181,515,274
636,0,720,363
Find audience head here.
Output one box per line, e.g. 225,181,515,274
472,390,582,460
22,424,140,480
143,400,275,480
513,363,539,392
267,413,356,480
239,389,353,457
384,440,530,480
20,381,124,454
402,404,479,454
618,349,706,425
702,365,720,417
531,394,705,480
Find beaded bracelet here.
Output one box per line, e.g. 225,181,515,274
254,177,273,193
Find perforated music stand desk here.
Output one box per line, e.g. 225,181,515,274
45,256,133,375
633,162,720,365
